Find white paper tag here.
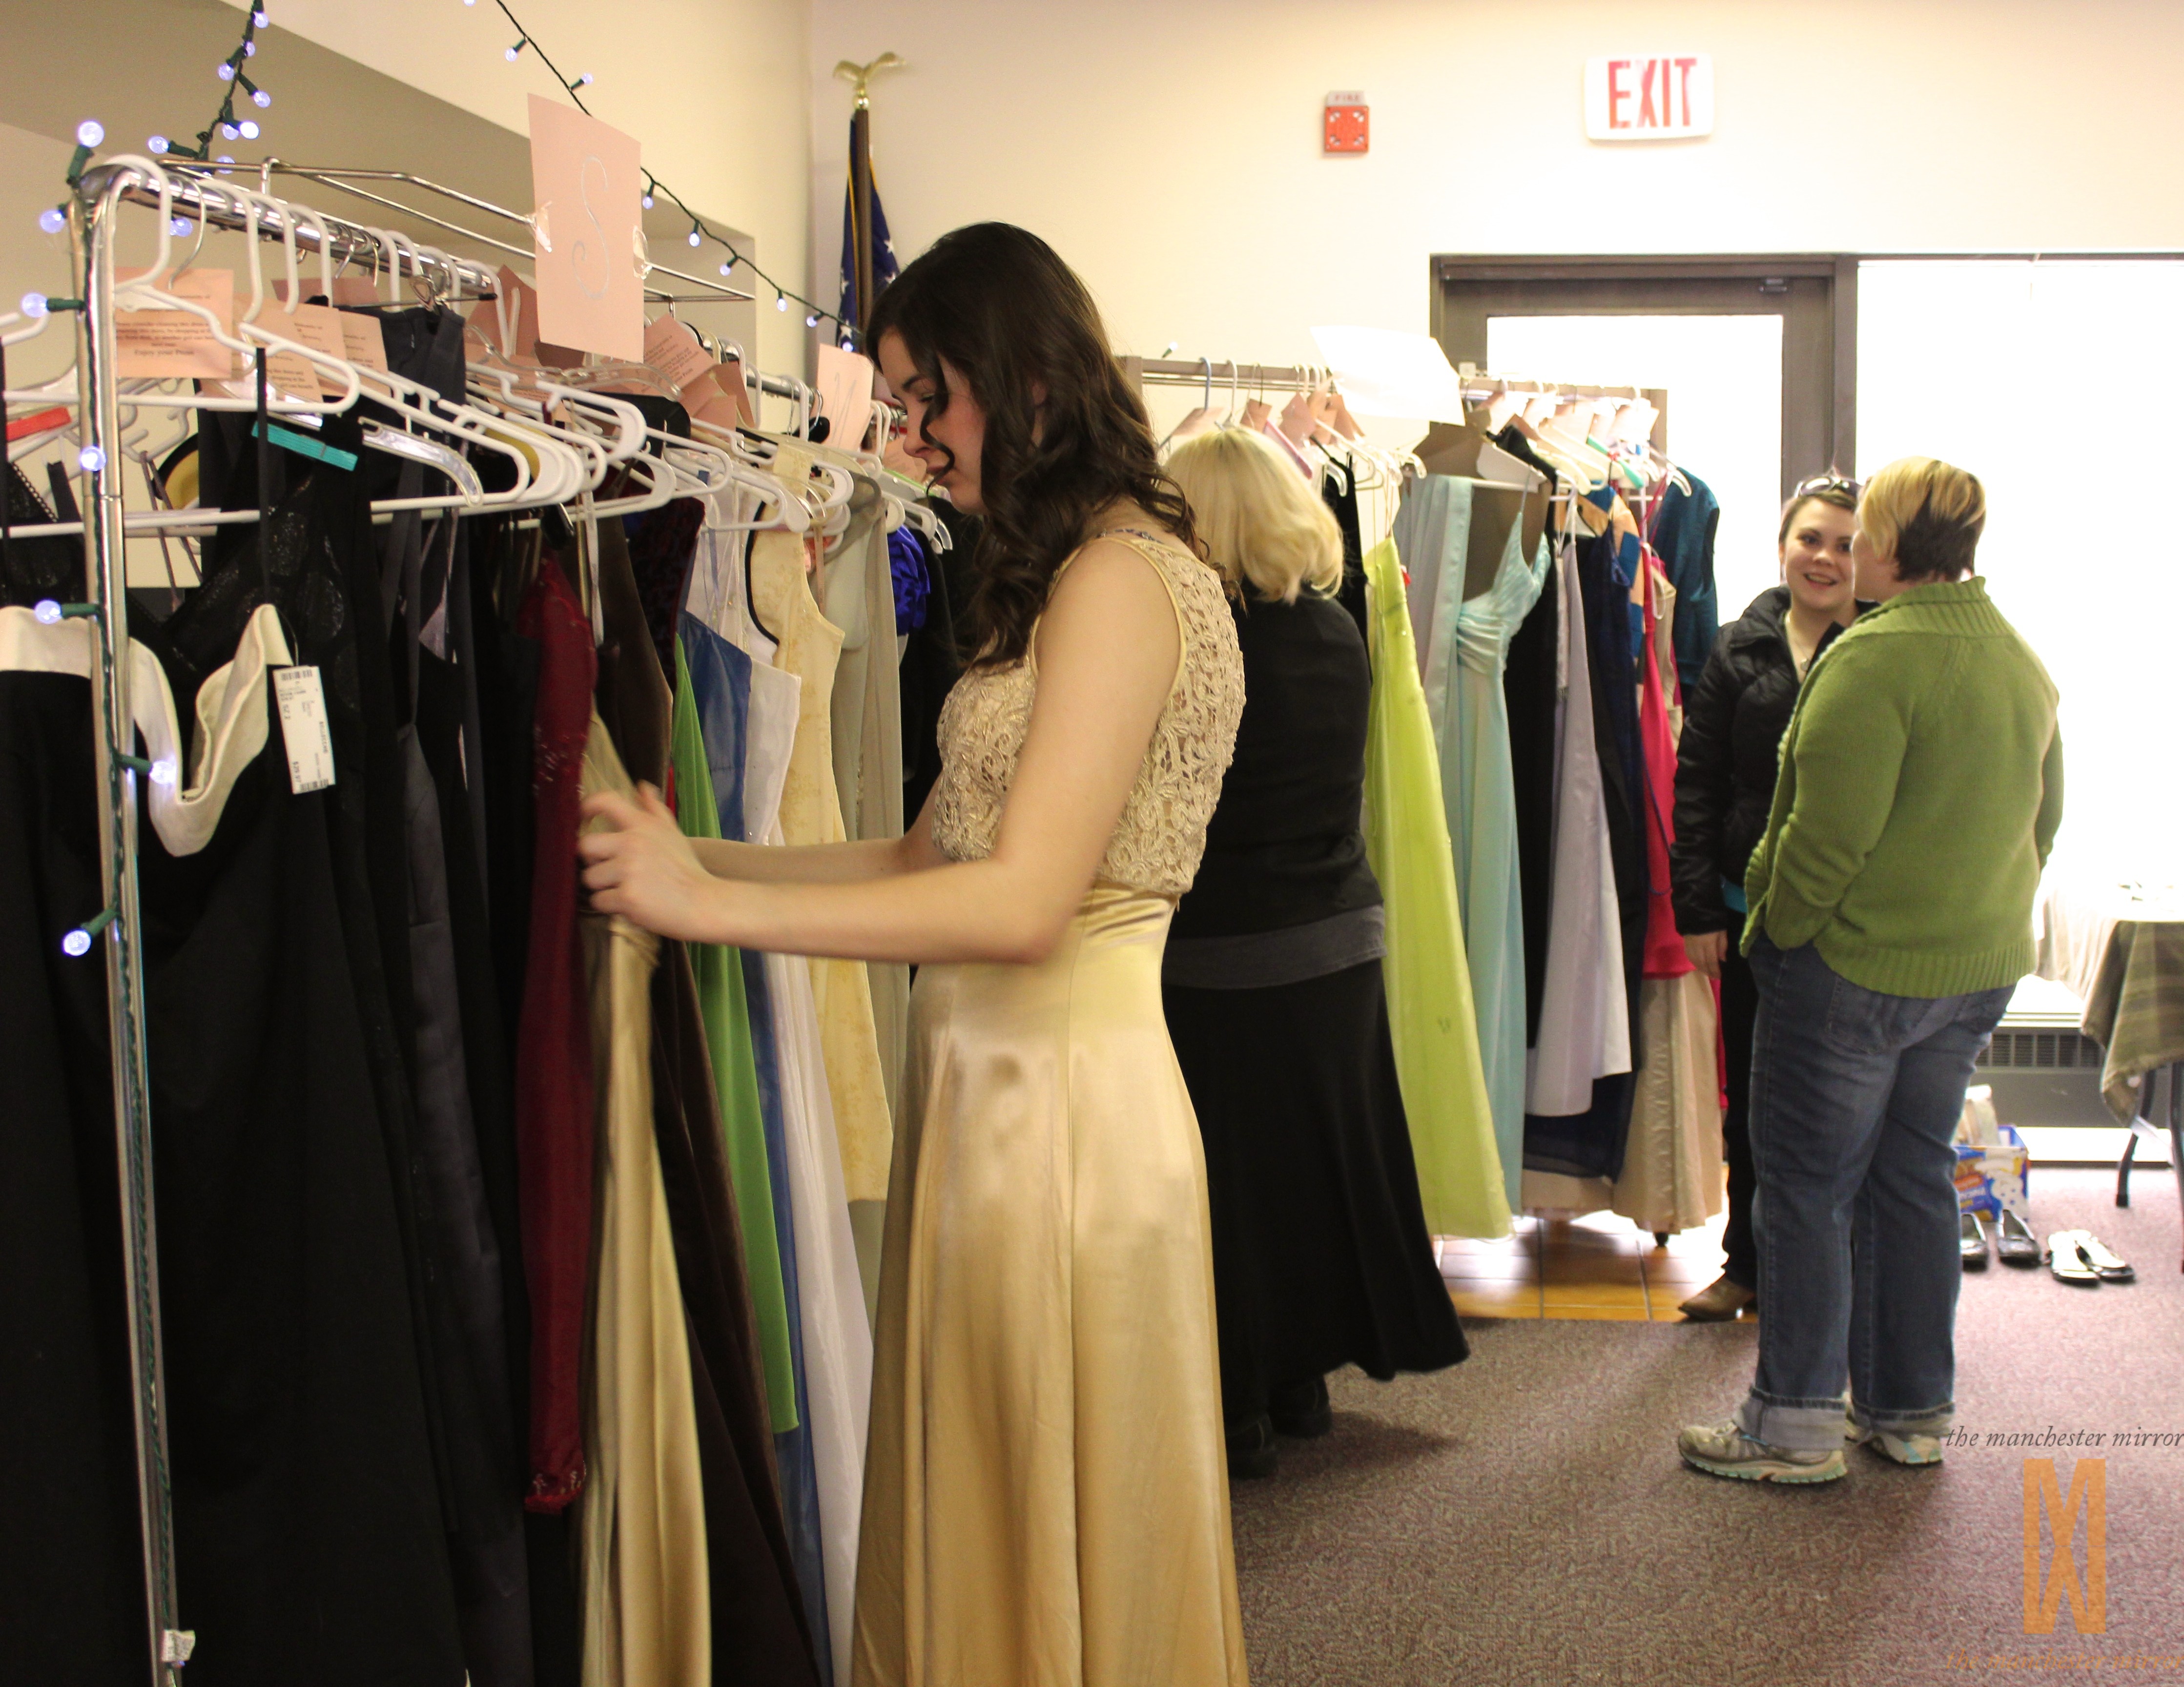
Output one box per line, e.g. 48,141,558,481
272,665,336,794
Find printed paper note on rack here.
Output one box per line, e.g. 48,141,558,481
527,95,644,362
643,310,714,394
114,267,239,380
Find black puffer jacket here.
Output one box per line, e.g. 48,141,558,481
1670,586,1858,935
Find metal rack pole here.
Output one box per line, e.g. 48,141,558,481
74,167,189,1687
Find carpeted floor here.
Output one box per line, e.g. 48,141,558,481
1231,1170,2184,1686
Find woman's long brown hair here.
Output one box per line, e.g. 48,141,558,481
867,222,1196,668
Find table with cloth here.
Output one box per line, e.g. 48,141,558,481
2034,880,2184,1261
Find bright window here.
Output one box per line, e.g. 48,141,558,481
1857,260,2184,882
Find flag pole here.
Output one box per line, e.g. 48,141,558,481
834,53,905,340
852,101,873,337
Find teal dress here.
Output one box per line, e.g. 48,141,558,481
1391,477,1550,1212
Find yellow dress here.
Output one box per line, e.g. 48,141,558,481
851,530,1251,1687
750,518,896,1205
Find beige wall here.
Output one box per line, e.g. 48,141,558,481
236,0,812,372
4,0,812,378
809,0,2184,369
229,0,813,374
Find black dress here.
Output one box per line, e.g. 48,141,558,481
1160,590,1465,1434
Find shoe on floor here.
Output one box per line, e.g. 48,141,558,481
1845,1417,1944,1466
1269,1374,1333,1439
1993,1209,2042,1266
2066,1229,2135,1282
1678,1275,1757,1321
1960,1211,1990,1269
1226,1414,1278,1480
2046,1232,2101,1285
1678,1421,1845,1484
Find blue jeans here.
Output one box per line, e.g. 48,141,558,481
1736,937,2012,1451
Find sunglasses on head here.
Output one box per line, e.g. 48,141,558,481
1793,472,1861,499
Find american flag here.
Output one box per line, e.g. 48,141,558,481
839,132,899,345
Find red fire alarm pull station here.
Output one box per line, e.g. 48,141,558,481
1324,91,1368,154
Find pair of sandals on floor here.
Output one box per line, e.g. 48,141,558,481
1959,1210,2132,1281
2045,1229,2136,1285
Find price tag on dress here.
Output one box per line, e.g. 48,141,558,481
273,665,336,794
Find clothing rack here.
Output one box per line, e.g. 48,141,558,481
715,339,819,424
120,163,501,304
64,158,506,1685
1121,355,1330,397
242,162,757,305
1456,371,1672,455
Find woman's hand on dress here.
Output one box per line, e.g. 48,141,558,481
578,784,721,941
1683,928,1727,979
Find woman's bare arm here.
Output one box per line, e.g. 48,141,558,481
578,537,1179,965
689,793,946,884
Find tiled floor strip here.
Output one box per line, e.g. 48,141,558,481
1439,1207,1746,1323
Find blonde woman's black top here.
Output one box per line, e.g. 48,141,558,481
1164,592,1384,988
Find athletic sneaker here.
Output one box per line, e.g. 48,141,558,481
1678,1420,1846,1483
1844,1418,1943,1466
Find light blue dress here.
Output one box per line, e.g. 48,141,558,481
1392,477,1550,1211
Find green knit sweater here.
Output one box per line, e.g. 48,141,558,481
1742,576,2063,997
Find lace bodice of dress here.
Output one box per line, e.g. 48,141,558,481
929,527,1245,899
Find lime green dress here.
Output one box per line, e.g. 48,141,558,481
671,642,798,1430
1360,535,1512,1240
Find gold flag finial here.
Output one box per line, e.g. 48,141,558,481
834,53,906,110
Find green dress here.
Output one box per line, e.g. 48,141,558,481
671,641,799,1430
1360,535,1513,1239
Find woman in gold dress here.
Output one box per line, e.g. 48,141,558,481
578,223,1251,1686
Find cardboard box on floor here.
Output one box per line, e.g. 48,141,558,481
1955,1085,2030,1219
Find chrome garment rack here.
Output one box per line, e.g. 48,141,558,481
62,159,504,1687
1121,354,1331,397
238,162,756,305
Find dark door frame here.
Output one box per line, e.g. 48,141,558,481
1429,253,1859,484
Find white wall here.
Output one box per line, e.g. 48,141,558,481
809,0,2184,368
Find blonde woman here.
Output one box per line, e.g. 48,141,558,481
1679,457,2062,1483
1162,427,1465,1481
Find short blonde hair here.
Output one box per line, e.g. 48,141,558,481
1858,457,1986,582
1166,427,1344,604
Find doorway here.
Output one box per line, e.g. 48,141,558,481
1430,256,1854,623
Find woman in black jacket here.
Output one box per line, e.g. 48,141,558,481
1669,477,1863,1319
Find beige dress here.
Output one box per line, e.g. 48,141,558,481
852,530,1250,1687
577,712,710,1687
751,516,896,1205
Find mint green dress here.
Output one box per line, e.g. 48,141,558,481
1393,477,1551,1212
1361,534,1513,1239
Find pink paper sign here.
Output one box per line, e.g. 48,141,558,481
813,344,876,449
527,95,644,362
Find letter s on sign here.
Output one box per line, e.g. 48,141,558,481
572,153,612,302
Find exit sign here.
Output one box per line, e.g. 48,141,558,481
1585,54,1714,140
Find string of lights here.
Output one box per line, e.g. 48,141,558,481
476,0,854,343
92,0,855,343
160,5,273,163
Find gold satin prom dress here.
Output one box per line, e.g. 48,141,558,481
852,530,1251,1687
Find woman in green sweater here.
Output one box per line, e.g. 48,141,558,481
1678,457,2063,1484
